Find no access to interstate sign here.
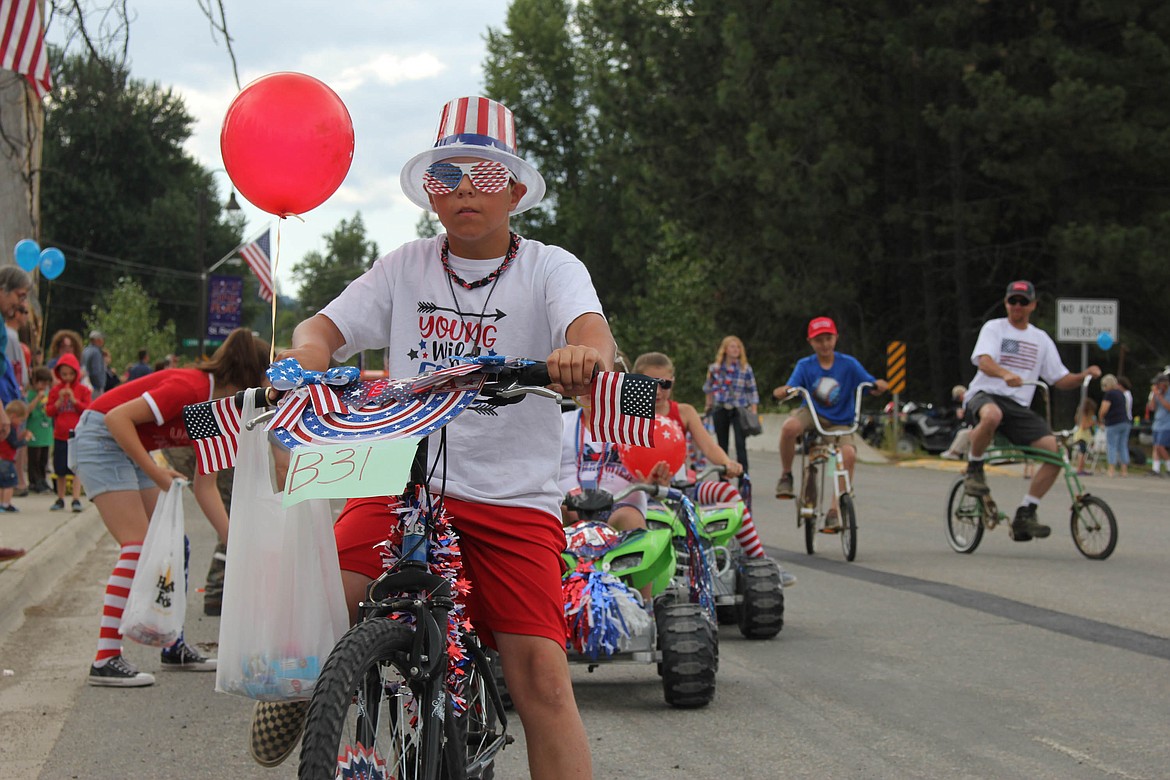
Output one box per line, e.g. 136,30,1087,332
1056,298,1119,343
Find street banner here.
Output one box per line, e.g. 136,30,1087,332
207,274,244,339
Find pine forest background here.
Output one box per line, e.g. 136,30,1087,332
32,0,1170,422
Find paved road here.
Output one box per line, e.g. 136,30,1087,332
2,455,1168,779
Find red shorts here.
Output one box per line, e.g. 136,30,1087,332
334,495,568,650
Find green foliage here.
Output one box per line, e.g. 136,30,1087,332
40,49,243,342
485,0,1170,404
291,214,380,316
82,277,177,373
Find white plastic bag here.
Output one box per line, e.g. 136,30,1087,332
216,391,349,701
120,479,187,647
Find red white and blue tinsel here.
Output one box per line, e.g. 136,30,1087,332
562,522,653,658
678,496,717,621
373,486,473,713
335,743,388,780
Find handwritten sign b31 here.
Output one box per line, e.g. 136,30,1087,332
281,438,421,507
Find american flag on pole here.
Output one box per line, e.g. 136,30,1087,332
182,397,242,474
0,0,51,99
239,229,274,302
588,372,657,446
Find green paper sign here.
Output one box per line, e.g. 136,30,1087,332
281,438,421,507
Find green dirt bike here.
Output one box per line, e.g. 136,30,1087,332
562,483,719,708
644,467,785,640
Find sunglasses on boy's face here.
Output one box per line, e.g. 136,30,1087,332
656,379,673,389
1006,297,1032,306
423,161,514,195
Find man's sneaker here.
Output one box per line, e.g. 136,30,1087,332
71,499,83,512
250,700,309,767
1010,505,1051,542
778,567,798,588
88,654,155,687
963,468,990,497
775,473,795,499
160,640,217,671
823,507,841,532
49,498,65,511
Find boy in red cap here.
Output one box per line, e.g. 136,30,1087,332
255,96,602,778
771,317,887,527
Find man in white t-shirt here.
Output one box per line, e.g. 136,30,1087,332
962,280,1101,541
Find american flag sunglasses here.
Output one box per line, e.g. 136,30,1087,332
423,160,514,195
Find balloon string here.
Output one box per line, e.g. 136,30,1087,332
269,223,282,365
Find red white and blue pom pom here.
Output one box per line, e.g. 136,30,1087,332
563,561,652,659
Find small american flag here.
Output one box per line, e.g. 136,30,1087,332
0,0,51,99
239,229,274,302
588,372,657,446
182,397,241,474
1000,338,1039,372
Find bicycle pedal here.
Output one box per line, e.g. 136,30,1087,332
819,527,840,535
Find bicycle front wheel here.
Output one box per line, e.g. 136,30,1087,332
945,478,984,554
1070,495,1118,560
300,619,445,780
839,494,858,562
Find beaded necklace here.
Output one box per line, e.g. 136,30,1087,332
440,232,521,290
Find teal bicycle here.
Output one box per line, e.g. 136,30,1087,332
944,378,1118,560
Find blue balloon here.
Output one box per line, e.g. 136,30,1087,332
13,239,40,272
39,247,66,280
1096,331,1114,351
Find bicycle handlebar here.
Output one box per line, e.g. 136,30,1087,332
780,382,875,439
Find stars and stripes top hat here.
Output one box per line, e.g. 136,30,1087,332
400,96,546,215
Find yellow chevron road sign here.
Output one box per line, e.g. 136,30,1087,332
887,341,907,394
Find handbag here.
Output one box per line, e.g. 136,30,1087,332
216,390,349,701
120,479,187,646
737,406,764,437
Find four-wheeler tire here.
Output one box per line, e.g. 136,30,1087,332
657,603,717,708
736,558,784,639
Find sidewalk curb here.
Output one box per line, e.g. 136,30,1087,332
0,507,108,641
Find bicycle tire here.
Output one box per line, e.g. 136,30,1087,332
802,506,816,555
839,494,858,562
299,619,447,780
1070,495,1118,560
945,477,984,554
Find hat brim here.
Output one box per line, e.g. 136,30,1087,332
400,144,546,215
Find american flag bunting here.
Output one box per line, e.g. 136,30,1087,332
588,372,657,446
182,397,242,474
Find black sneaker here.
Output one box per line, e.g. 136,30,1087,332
1010,505,1051,542
49,498,65,511
88,654,155,687
775,473,795,499
250,700,309,767
963,467,990,497
160,640,217,671
71,499,83,512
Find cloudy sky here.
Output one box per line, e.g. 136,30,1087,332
47,0,512,298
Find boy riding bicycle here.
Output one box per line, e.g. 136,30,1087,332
961,280,1100,541
256,96,602,779
773,317,887,528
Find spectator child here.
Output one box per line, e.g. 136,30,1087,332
1071,397,1098,476
0,399,32,511
46,353,90,511
25,366,53,493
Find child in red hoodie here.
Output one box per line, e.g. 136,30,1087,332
46,352,90,511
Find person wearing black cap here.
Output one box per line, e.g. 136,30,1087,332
961,281,1101,541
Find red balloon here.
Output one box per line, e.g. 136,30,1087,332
620,415,687,478
220,72,355,217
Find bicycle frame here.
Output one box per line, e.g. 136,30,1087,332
785,382,873,518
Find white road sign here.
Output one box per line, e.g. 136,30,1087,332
1056,298,1119,343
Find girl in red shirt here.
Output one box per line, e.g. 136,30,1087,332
74,328,269,687
45,353,91,511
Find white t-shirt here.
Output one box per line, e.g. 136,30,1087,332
322,235,604,516
557,407,647,516
966,318,1069,407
